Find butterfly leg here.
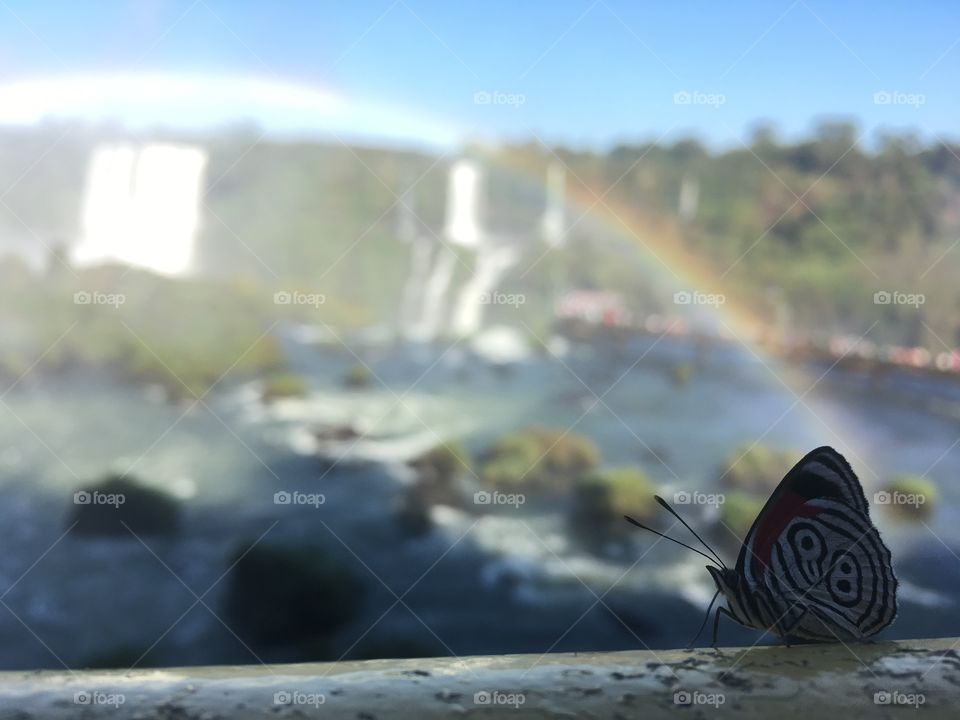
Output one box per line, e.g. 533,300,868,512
780,606,810,646
756,593,793,647
711,607,734,649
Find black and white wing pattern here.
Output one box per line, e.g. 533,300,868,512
735,446,897,640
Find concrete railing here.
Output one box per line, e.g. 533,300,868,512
1,638,958,718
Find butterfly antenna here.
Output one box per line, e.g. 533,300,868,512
653,495,727,569
623,515,721,567
687,588,721,648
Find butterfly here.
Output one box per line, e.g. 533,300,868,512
625,446,898,646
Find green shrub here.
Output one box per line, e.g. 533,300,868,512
717,491,764,542
672,362,694,386
479,427,599,492
343,364,373,388
0,268,288,402
68,474,181,537
410,440,470,487
570,467,656,543
224,544,363,649
261,371,308,401
720,444,800,495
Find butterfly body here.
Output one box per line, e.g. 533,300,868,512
626,445,898,645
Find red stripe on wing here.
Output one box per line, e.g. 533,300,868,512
749,489,824,579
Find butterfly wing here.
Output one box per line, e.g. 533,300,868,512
735,446,897,640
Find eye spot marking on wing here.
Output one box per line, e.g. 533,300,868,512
826,549,863,608
780,521,828,585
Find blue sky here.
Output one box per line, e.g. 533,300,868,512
0,0,957,148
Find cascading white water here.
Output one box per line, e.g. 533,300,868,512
402,160,483,340
678,173,699,223
416,248,459,339
396,187,435,336
450,160,566,337
71,143,208,276
396,157,568,341
399,238,435,332
450,244,520,337
443,160,483,250
541,162,566,246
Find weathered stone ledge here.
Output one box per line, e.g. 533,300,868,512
0,638,958,718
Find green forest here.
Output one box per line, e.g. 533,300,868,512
1,120,959,395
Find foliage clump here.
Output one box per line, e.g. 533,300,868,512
720,444,800,495
479,427,599,492
69,474,181,537
225,543,363,650
570,467,656,544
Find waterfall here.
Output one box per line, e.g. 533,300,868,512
445,158,525,338
71,142,208,276
678,173,699,224
399,238,435,333
402,159,483,341
450,244,520,337
443,160,483,249
416,247,459,339
395,157,567,342
541,162,566,246
396,186,434,336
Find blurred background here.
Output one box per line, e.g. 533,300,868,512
0,0,959,670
